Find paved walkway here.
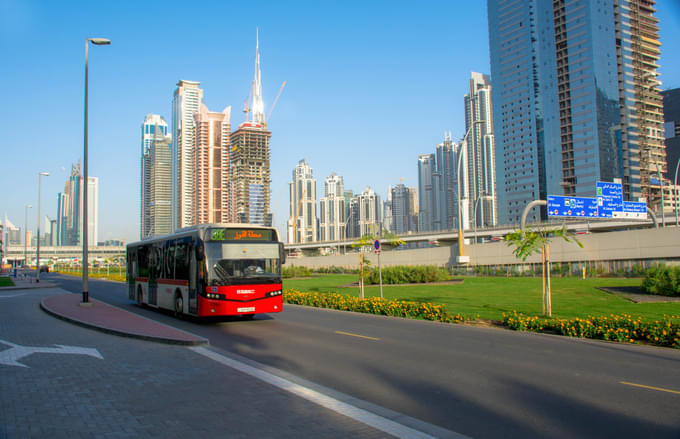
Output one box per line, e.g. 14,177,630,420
41,294,208,346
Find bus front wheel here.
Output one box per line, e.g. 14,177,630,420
174,292,183,316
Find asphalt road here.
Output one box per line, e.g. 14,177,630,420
46,272,680,438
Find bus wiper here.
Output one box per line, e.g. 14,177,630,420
213,263,231,281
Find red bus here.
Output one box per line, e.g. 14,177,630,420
127,223,285,318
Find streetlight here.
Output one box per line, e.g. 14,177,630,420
473,194,493,244
36,172,49,282
83,37,110,303
24,204,32,269
673,156,680,228
648,150,665,227
343,208,355,255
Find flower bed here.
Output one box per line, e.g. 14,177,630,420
503,311,680,349
284,289,477,323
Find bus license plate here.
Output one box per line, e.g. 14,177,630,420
237,307,255,313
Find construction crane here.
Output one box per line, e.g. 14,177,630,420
242,80,255,122
264,81,286,128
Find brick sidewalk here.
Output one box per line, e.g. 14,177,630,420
41,293,208,346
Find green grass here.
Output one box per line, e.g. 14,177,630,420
284,274,680,322
0,276,15,287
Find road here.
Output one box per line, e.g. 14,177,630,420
46,272,680,438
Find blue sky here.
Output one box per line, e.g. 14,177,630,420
1,0,679,243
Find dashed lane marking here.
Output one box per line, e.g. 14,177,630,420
335,330,380,341
620,381,680,395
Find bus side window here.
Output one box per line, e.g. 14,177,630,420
138,246,149,278
175,243,189,280
167,243,175,280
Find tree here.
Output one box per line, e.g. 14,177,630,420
505,225,583,317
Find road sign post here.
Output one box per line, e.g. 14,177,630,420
374,240,383,299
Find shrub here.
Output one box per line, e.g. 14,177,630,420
641,265,680,296
503,311,680,349
282,266,312,278
284,289,477,323
364,265,450,285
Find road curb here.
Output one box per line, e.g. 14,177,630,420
40,295,209,347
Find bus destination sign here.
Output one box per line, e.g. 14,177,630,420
210,228,274,242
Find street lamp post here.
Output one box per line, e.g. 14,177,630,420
36,172,49,282
674,156,679,228
83,37,110,303
343,209,355,255
473,194,493,244
456,133,467,258
24,205,32,269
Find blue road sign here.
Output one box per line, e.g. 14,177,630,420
548,195,598,218
622,201,647,219
596,181,623,218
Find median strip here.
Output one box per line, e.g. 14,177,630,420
335,330,380,341
620,381,680,395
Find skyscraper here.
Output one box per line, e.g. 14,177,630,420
172,80,204,231
464,72,497,228
319,172,345,242
287,159,317,243
231,35,273,227
193,104,232,225
355,187,382,237
488,0,666,225
418,153,439,232
662,88,680,182
391,184,413,235
418,135,467,232
141,114,170,238
56,161,98,246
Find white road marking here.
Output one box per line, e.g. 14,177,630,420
0,339,103,368
191,346,461,439
0,294,28,298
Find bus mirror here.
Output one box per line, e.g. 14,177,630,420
279,243,286,265
196,243,205,261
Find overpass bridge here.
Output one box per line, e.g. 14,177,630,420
284,218,655,254
4,245,125,265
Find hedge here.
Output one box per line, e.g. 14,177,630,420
284,289,477,323
641,265,680,297
503,311,680,349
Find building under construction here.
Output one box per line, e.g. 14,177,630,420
230,121,272,226
621,0,667,207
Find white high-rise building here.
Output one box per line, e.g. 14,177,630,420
464,72,496,228
172,80,204,231
355,186,382,237
319,173,345,242
287,159,317,243
141,114,170,237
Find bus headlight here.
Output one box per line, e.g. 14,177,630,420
266,290,282,298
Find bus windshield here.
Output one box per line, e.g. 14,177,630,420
206,242,281,285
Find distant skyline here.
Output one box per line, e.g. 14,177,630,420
2,0,679,243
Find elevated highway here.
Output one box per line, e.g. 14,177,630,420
284,218,655,254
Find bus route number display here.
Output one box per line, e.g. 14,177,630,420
210,228,273,241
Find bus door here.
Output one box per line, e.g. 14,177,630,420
148,245,159,306
188,242,198,315
127,249,137,301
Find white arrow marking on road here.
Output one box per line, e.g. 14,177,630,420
0,339,103,368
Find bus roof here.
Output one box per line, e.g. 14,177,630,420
128,223,279,248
